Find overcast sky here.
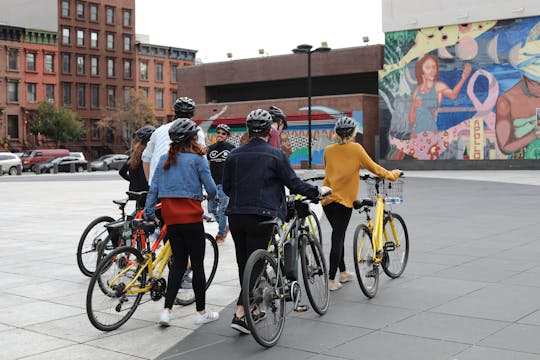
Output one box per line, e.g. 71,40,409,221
135,0,384,63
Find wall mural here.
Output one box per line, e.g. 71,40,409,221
379,16,540,160
205,106,364,168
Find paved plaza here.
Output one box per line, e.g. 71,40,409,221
1,170,540,360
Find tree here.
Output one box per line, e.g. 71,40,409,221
100,89,157,151
30,101,85,148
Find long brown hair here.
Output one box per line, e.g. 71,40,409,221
163,136,206,170
128,139,147,169
414,55,439,85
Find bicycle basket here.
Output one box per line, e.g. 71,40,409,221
365,178,404,204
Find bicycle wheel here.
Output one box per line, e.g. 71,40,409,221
382,213,409,278
175,233,219,306
306,209,323,250
77,216,115,277
300,232,329,315
353,224,379,298
242,249,286,348
86,246,146,331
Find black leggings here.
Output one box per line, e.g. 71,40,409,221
164,222,206,312
228,214,273,306
323,202,352,280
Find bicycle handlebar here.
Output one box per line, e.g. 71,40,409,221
302,175,325,182
360,171,405,181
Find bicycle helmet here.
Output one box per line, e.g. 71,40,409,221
268,105,288,129
168,118,199,143
334,115,356,137
216,123,231,135
135,125,156,141
173,97,195,117
246,109,273,134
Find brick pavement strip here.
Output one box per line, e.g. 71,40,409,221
0,171,539,360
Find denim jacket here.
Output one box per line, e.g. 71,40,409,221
223,138,319,220
144,152,217,220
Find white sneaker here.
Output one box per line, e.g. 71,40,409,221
339,271,354,283
159,310,171,326
329,280,342,291
195,310,220,325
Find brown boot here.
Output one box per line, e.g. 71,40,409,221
215,234,224,244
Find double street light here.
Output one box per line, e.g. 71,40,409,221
292,44,331,169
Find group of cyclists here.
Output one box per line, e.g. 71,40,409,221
119,96,401,332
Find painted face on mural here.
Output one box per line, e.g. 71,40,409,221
422,58,438,82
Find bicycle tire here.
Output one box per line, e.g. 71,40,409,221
242,249,286,348
300,232,329,315
86,246,146,331
382,213,409,278
174,233,219,306
306,209,323,250
353,224,379,298
77,216,115,277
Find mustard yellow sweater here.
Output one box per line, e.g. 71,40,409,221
322,142,399,208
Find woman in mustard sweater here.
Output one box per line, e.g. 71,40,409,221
322,116,401,291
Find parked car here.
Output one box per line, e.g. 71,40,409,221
38,156,88,174
0,152,22,175
69,152,86,161
90,154,128,171
21,149,70,172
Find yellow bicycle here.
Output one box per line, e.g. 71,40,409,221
86,219,218,331
353,173,409,298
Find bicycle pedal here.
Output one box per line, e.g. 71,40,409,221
294,304,309,312
384,242,395,252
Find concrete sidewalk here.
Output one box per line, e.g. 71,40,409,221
0,170,539,360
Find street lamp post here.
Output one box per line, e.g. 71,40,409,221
292,44,331,169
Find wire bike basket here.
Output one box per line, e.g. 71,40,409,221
365,178,404,204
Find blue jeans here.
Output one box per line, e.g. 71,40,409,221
208,184,229,235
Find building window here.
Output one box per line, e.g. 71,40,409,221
77,29,84,46
45,54,54,73
140,61,148,80
91,56,99,75
90,31,98,48
27,83,37,102
123,59,131,79
26,53,36,72
155,89,163,109
156,63,163,81
8,49,18,70
90,3,98,21
141,87,148,97
63,53,71,73
62,28,70,44
124,87,132,106
77,55,85,75
63,83,72,106
76,2,84,18
78,84,86,107
106,6,114,24
123,35,131,51
91,85,99,108
45,84,55,102
8,115,19,139
106,33,114,49
92,120,100,140
107,58,115,77
7,82,19,102
108,86,116,108
62,0,70,17
172,90,177,104
171,65,178,83
123,9,131,26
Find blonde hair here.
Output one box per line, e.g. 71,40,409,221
336,128,358,145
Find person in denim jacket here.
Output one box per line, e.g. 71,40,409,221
223,109,331,334
144,118,219,327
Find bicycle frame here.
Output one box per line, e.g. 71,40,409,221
365,192,402,264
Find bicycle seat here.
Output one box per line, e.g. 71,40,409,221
353,199,373,209
132,218,156,234
113,198,129,206
126,191,147,201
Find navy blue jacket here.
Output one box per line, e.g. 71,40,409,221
223,138,319,220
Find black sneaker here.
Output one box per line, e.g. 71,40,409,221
231,314,250,334
252,310,266,323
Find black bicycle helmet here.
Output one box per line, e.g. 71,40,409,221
246,109,273,134
169,118,199,143
216,123,231,135
173,97,195,117
268,105,288,129
135,125,156,141
334,115,356,137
